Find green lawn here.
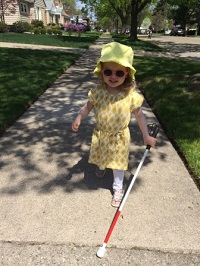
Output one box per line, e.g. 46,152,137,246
0,48,80,132
0,32,100,48
134,56,200,185
0,33,199,187
112,34,165,51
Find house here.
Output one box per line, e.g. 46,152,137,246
44,0,69,26
44,0,58,25
3,0,46,25
2,0,69,26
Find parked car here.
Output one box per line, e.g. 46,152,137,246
137,27,147,34
170,26,185,36
164,29,171,35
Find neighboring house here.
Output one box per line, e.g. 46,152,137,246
3,0,46,25
44,0,57,25
3,0,69,26
53,0,69,25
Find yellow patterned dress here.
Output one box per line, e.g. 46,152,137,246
88,86,144,171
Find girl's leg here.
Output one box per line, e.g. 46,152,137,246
111,169,124,208
112,169,124,191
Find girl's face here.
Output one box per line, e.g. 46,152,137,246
101,62,128,89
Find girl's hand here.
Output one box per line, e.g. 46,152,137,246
72,118,81,132
143,135,157,148
71,101,93,132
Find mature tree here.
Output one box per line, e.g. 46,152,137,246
0,0,17,21
80,0,157,39
62,0,80,15
167,0,199,29
152,0,172,32
137,3,152,28
196,2,200,34
81,0,131,32
130,0,157,39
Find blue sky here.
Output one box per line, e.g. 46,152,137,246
76,0,84,9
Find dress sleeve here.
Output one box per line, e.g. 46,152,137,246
88,87,98,106
130,90,144,112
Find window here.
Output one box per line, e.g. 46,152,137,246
20,3,28,13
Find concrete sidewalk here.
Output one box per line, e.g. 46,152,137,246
0,37,200,265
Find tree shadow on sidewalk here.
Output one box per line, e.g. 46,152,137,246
0,118,166,196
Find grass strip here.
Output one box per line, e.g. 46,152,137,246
0,48,80,132
0,32,99,48
134,56,200,184
112,34,165,51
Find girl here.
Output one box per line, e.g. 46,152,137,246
72,42,156,208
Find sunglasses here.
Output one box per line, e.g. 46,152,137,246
101,69,128,77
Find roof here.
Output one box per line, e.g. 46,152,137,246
44,0,56,12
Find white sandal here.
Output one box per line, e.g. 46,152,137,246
111,189,124,208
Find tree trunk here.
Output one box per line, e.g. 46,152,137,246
197,19,200,35
0,0,5,22
130,0,138,40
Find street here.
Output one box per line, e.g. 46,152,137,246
139,35,200,62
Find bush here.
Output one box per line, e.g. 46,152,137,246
12,21,32,33
40,28,46,34
0,21,8,33
57,30,62,35
47,28,53,35
34,27,41,34
52,28,58,35
52,25,60,30
47,23,56,27
64,23,75,36
31,20,44,28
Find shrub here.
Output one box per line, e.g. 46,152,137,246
52,25,60,30
47,23,56,27
75,24,86,32
34,27,41,34
74,24,86,37
57,30,62,35
64,23,75,36
12,21,32,33
0,21,8,33
40,28,46,34
31,20,44,28
47,28,53,35
52,28,58,35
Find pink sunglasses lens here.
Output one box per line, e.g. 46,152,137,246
103,69,126,77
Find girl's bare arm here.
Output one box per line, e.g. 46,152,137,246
72,101,93,132
133,107,157,148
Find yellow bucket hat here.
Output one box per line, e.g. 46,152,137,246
94,42,136,79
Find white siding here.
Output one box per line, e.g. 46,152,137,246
3,0,20,25
34,0,46,21
35,0,46,8
4,10,20,25
3,0,67,26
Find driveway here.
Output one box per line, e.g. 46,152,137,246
138,35,200,62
